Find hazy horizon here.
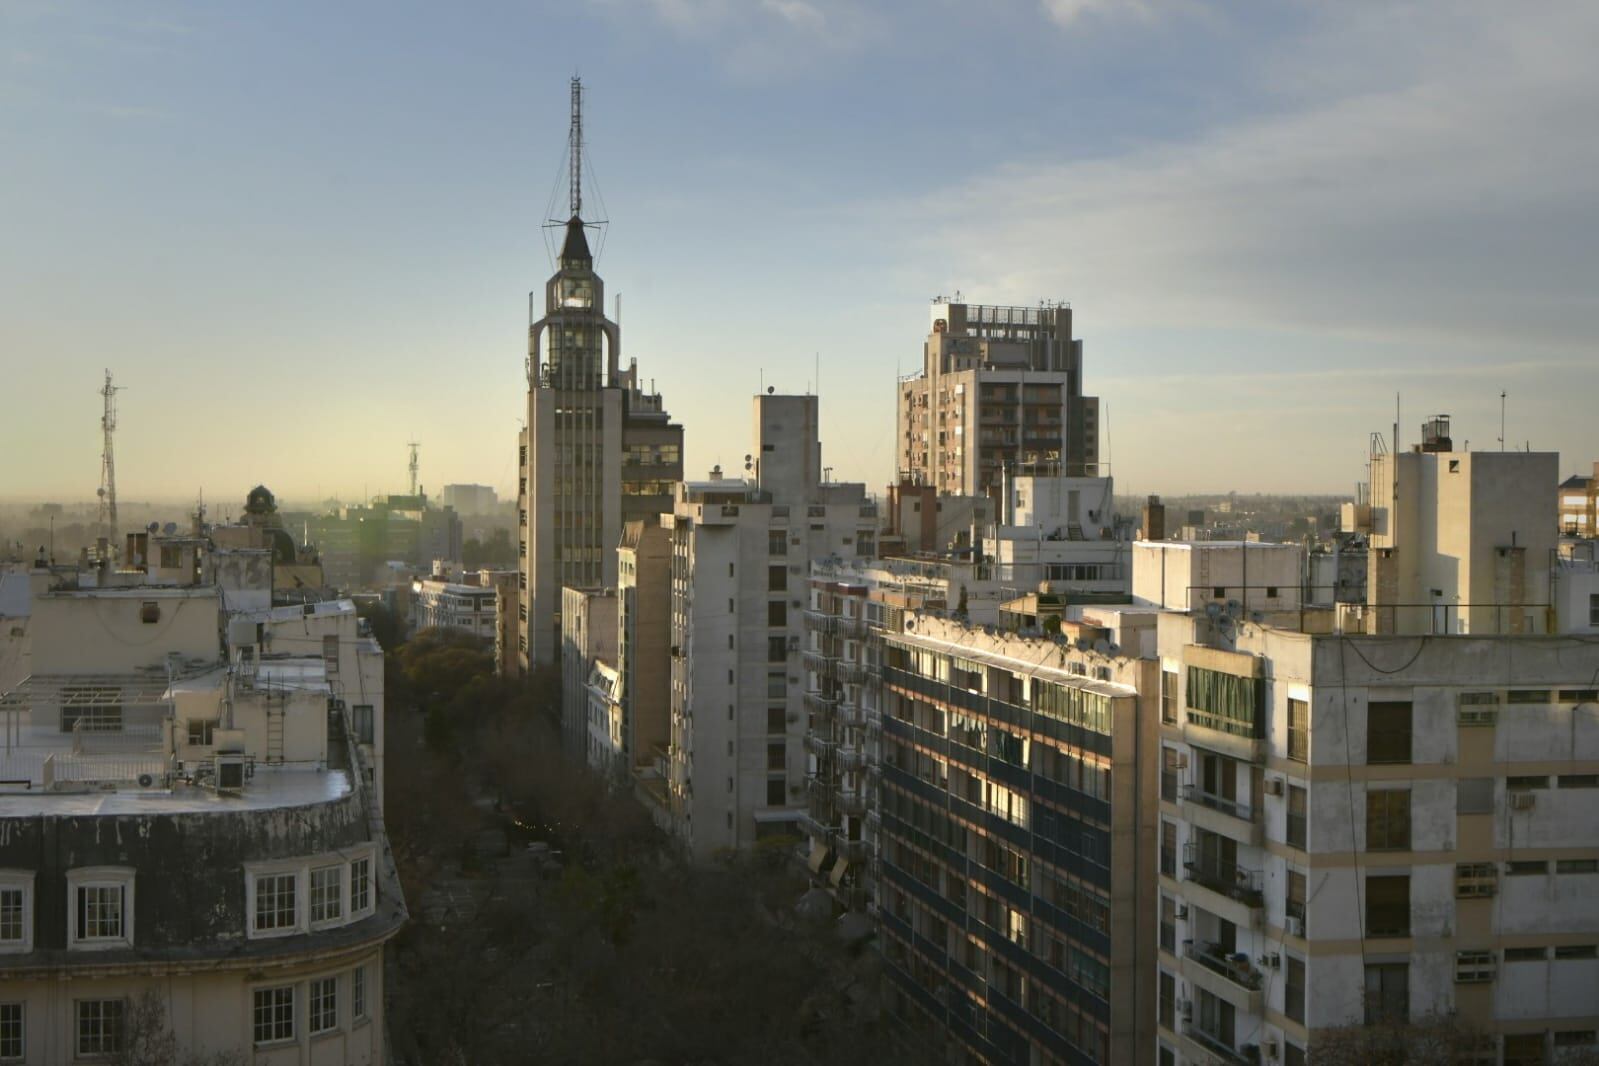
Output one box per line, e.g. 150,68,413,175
4,1,1597,503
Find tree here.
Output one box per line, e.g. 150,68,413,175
110,990,247,1066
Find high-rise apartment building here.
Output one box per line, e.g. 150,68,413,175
652,394,877,858
897,299,1099,499
517,83,683,669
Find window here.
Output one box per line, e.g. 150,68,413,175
1456,862,1497,898
1366,788,1411,851
76,999,124,1056
768,529,787,555
1507,775,1549,791
767,636,787,663
1363,962,1408,1025
0,1003,21,1061
766,778,786,806
310,866,342,925
1287,784,1307,849
0,875,29,953
254,872,298,934
322,634,339,675
1457,777,1493,814
1160,821,1176,878
766,672,786,700
768,600,787,627
768,565,787,592
1160,670,1177,724
140,601,160,624
1504,946,1546,961
1159,896,1176,955
1287,698,1308,761
1555,945,1598,960
767,743,786,771
253,986,294,1044
1158,970,1174,1031
1160,747,1179,803
1507,860,1547,876
1366,700,1412,764
186,717,217,746
352,966,367,1021
1591,593,1599,626
1285,955,1305,1022
60,687,122,733
352,705,374,745
1455,950,1495,983
1287,869,1307,932
1559,774,1599,788
1365,875,1410,938
1184,667,1263,739
350,857,372,915
69,869,133,949
309,976,338,1034
1557,859,1599,874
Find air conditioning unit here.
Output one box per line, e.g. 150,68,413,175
1177,998,1192,1023
1264,777,1284,796
1260,952,1281,969
216,755,247,793
1285,915,1305,937
1174,753,1190,770
1508,792,1537,811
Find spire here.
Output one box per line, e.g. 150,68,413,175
560,215,591,263
568,76,583,220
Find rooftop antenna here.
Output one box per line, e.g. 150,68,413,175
408,442,421,497
97,369,123,558
1498,390,1506,451
569,75,582,218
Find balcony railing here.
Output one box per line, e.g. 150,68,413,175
796,810,835,841
804,690,839,715
1184,940,1264,991
1183,843,1264,908
803,610,840,635
836,788,868,816
1186,1025,1255,1066
1180,784,1257,824
838,746,867,772
803,735,836,757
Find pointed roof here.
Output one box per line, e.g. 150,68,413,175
560,215,591,264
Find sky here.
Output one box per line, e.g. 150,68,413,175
2,0,1597,507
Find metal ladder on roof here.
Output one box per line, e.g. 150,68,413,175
265,706,285,765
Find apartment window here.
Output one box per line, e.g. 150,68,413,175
1455,950,1495,983
1287,868,1307,932
1505,947,1546,961
0,875,30,953
69,869,132,949
352,966,368,1021
1507,775,1549,791
1285,1045,1306,1066
1286,784,1307,849
253,872,298,934
768,565,787,592
351,857,372,915
766,778,786,806
767,706,786,734
310,866,342,925
1159,821,1176,878
309,977,338,1035
352,705,374,745
768,600,787,627
1555,945,1599,960
1507,860,1548,876
253,986,295,1044
767,636,787,663
1557,859,1599,874
1559,774,1599,788
322,634,339,675
1457,777,1493,814
76,999,125,1057
140,600,160,624
1506,689,1551,704
1366,788,1411,851
186,717,217,746
1591,593,1599,626
1160,747,1179,803
1365,875,1410,938
1158,970,1175,1031
1160,670,1177,724
1556,1031,1599,1049
1159,896,1176,955
1456,862,1497,898
1285,955,1306,1023
0,1003,21,1061
1287,698,1308,762
1363,962,1408,1025
1367,700,1412,764
768,529,787,556
767,743,786,770
767,672,786,700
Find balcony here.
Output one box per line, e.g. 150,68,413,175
1183,941,1265,1014
837,659,872,686
804,690,839,715
838,614,870,640
837,746,867,772
1180,784,1263,846
836,787,868,816
1183,843,1264,910
803,610,840,635
796,809,835,841
838,699,868,729
801,649,834,674
804,734,836,757
1183,1026,1257,1066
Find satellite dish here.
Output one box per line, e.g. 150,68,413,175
1205,603,1222,619
164,522,178,534
147,522,159,532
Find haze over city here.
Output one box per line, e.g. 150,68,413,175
4,0,1596,505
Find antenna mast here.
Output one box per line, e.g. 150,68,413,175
98,369,123,556
569,76,583,218
408,442,421,497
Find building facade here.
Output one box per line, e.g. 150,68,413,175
897,299,1099,500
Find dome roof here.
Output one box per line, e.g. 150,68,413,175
245,485,277,515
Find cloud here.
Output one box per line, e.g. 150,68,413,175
1040,0,1156,28
762,0,825,32
584,0,878,79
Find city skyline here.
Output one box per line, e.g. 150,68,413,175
4,1,1597,504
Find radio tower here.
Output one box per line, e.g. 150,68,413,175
408,441,421,497
97,370,123,557
569,75,583,218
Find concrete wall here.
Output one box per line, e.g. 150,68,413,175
33,588,220,676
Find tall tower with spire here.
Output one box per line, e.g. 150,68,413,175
518,80,683,685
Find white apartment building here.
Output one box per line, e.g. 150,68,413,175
411,566,507,642
658,394,878,859
0,550,402,1062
